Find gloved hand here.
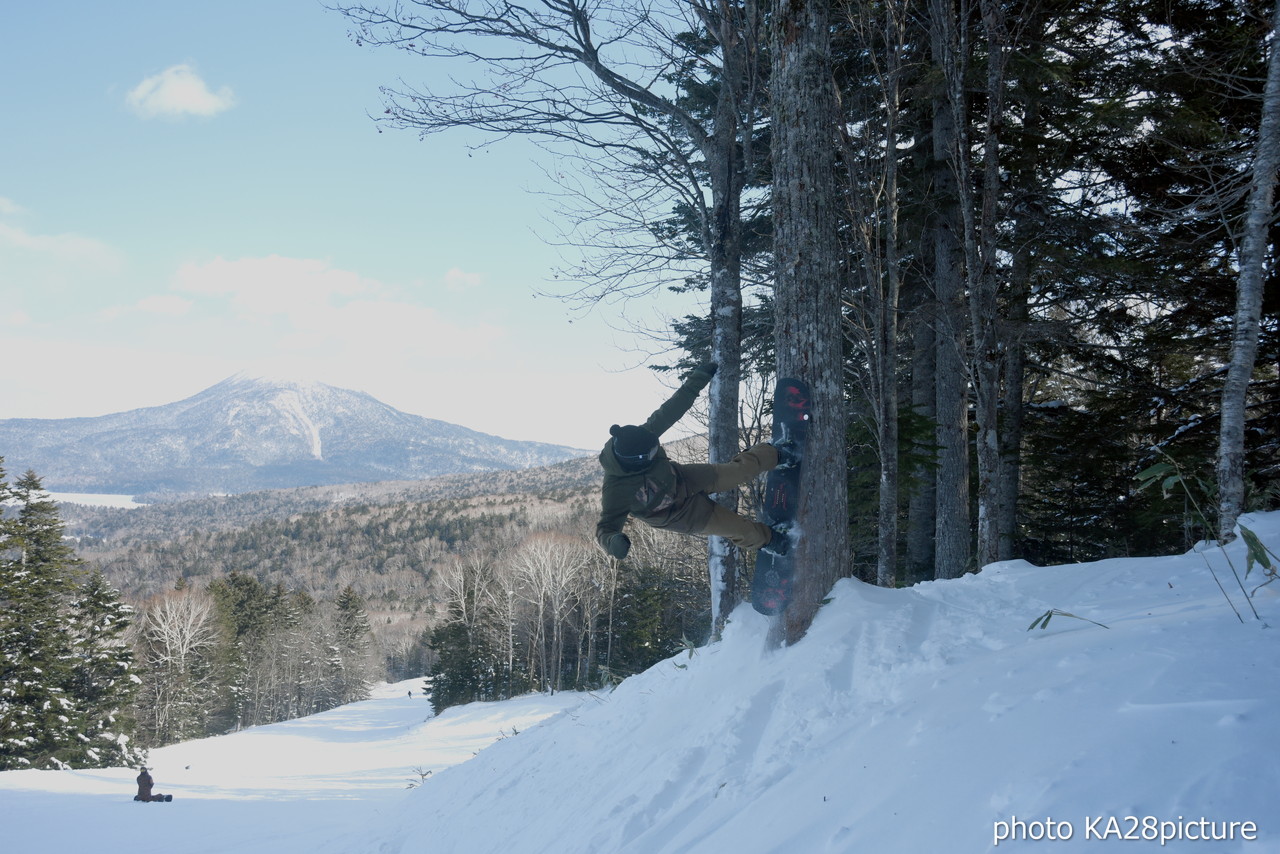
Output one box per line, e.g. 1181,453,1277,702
691,362,718,382
606,532,631,559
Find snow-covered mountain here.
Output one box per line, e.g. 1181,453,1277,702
0,374,589,496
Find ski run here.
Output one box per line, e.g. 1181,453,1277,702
3,512,1278,853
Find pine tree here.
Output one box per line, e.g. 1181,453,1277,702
333,585,374,705
0,466,86,769
66,571,145,767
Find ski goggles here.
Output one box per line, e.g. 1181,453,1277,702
612,441,659,466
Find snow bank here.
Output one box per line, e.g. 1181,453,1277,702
362,512,1280,854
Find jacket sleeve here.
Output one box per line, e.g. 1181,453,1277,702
641,370,712,437
595,482,632,550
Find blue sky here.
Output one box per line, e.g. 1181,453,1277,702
0,0,701,450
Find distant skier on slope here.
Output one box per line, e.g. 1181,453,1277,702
595,362,794,560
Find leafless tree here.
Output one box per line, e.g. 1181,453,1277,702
336,0,768,625
1218,0,1280,539
512,531,591,691
134,589,219,745
840,0,915,588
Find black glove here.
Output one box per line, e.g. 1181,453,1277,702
606,532,631,559
691,362,718,382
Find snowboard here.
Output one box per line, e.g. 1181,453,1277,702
751,378,811,616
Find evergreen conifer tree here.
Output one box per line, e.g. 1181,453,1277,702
67,570,145,767
0,465,139,769
333,585,374,705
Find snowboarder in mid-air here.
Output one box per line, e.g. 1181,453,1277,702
595,363,795,560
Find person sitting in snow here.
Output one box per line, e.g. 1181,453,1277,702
134,767,171,802
596,362,794,560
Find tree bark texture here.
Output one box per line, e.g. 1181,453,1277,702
965,0,1010,570
929,0,972,579
1217,0,1280,541
770,0,850,641
703,1,757,632
906,292,938,584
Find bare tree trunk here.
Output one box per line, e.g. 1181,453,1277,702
930,0,971,579
705,7,747,632
876,5,906,590
700,0,766,634
1217,0,1280,540
962,0,1010,570
998,251,1030,561
770,0,849,642
842,0,909,588
906,290,937,584
339,0,765,628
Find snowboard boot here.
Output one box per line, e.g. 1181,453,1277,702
762,525,791,557
773,438,800,469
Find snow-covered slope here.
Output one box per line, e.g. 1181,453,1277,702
0,685,585,854
2,513,1277,854
0,374,588,495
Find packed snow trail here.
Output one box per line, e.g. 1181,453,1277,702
0,688,586,854
2,513,1278,853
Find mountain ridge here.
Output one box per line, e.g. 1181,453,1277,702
0,375,590,496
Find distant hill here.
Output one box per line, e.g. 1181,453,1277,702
58,450,607,548
0,374,590,496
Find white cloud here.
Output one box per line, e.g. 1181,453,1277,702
171,255,504,363
443,266,484,291
126,64,236,119
0,309,33,327
174,255,380,317
95,294,194,324
0,197,23,217
0,222,125,271
136,294,194,316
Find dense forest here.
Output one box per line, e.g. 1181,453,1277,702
3,448,716,765
6,441,708,754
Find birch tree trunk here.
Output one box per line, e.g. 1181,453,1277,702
1216,0,1280,540
770,0,849,642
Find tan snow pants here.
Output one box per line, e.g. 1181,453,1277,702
679,443,779,550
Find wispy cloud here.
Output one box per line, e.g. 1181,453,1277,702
0,309,33,327
0,222,124,271
126,64,236,119
443,266,484,291
171,255,503,362
0,197,24,216
100,294,195,320
136,294,195,316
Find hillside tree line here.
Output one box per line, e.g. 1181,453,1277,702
2,464,383,763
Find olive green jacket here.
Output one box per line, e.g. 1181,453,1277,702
595,371,712,551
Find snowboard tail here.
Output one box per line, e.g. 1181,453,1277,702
751,378,811,615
